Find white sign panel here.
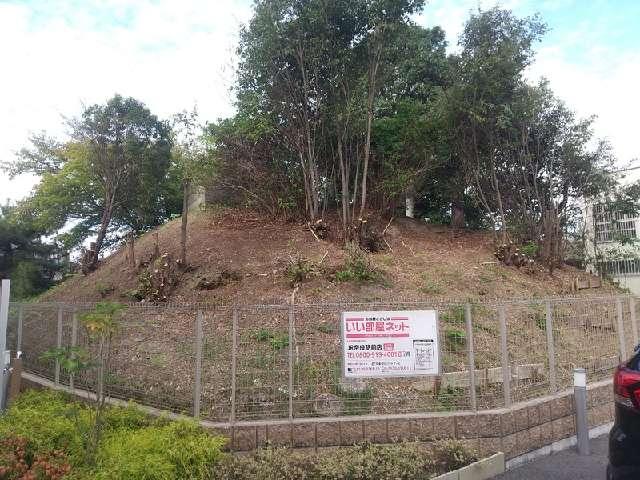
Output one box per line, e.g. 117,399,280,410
341,310,440,378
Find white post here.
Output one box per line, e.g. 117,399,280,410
573,368,589,456
0,279,10,411
405,195,415,218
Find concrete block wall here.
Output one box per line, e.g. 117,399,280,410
223,379,613,459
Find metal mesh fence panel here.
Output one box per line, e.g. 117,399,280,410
234,306,290,420
471,304,503,409
200,308,233,422
103,305,196,414
6,303,20,353
506,301,552,404
551,297,621,391
20,304,59,380
9,296,635,422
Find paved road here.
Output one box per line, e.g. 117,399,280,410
495,435,609,480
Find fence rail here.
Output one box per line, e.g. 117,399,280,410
6,295,637,423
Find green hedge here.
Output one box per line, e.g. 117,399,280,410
0,390,477,480
0,390,226,479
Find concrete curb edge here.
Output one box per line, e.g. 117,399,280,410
432,452,506,480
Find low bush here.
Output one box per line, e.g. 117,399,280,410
0,435,71,480
0,390,227,480
334,243,381,283
432,439,478,472
285,256,318,285
0,390,87,466
96,421,226,480
214,441,477,480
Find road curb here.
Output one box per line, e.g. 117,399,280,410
432,452,505,480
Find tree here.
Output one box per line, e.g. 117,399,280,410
171,108,213,267
0,203,65,299
234,0,431,236
6,95,174,271
43,302,125,465
451,7,547,242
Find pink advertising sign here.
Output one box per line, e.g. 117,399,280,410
341,310,440,378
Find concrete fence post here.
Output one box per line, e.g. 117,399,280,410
230,308,238,424
630,297,638,348
17,304,23,353
193,310,204,418
616,298,627,361
288,306,295,420
499,306,511,408
54,306,63,385
573,368,589,456
0,279,10,412
69,311,78,390
545,300,557,393
464,303,477,411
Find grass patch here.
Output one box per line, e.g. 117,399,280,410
252,329,289,351
316,322,335,334
445,328,466,351
441,306,465,325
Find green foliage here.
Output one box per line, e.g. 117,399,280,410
419,273,444,295
441,306,466,325
529,305,546,331
0,203,65,300
334,243,381,283
79,301,125,337
41,346,92,375
96,421,225,480
95,282,115,298
332,383,374,416
520,241,539,258
432,386,467,412
6,95,175,260
0,390,226,480
252,329,289,351
0,390,87,466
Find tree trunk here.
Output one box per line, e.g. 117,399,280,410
359,89,375,219
180,179,189,267
450,181,465,228
127,233,135,270
359,34,381,220
89,189,115,270
337,137,350,238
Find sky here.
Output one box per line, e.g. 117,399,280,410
1,0,639,203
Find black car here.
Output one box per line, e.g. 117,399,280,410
608,349,640,480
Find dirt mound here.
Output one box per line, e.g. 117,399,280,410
41,209,614,305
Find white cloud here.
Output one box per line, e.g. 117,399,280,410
526,46,640,164
0,0,252,203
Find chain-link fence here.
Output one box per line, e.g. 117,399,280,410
6,296,637,423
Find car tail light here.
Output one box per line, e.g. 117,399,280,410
614,365,640,409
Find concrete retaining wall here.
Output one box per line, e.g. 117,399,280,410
19,373,614,460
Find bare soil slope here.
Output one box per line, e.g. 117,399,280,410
42,208,612,304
